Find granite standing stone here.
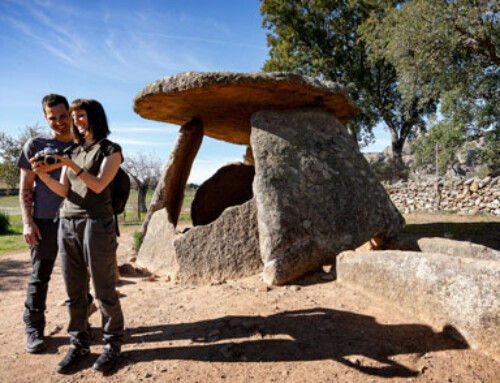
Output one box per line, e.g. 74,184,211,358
251,108,405,285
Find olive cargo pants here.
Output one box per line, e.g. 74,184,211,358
58,217,123,348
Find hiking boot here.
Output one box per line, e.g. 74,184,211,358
56,344,90,374
92,344,121,373
26,331,46,353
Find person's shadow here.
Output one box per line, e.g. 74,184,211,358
118,307,468,378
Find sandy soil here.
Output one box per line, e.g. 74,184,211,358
0,217,499,383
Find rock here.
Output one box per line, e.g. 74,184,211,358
137,199,262,284
320,273,335,281
47,325,63,336
191,162,255,226
337,250,500,358
142,118,203,233
133,71,358,145
135,266,150,276
469,180,480,192
415,237,500,262
118,263,137,276
251,108,405,285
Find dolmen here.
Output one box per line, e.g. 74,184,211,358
133,71,405,285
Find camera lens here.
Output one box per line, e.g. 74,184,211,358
45,156,58,165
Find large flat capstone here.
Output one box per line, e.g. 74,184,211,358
251,108,405,285
133,71,358,145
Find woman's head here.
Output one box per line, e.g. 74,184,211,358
69,98,110,144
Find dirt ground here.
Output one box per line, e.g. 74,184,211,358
0,214,499,383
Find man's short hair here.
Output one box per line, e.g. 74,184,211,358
42,94,69,111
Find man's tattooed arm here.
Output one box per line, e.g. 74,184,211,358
19,169,36,225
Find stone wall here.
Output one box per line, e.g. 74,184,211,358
384,176,500,216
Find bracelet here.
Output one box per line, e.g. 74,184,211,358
75,167,85,177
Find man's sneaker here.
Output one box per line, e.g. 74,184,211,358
56,344,90,374
92,344,121,373
26,331,46,353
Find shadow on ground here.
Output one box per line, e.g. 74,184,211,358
403,222,500,250
120,307,468,378
0,258,30,291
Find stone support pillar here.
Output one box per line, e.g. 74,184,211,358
142,118,203,233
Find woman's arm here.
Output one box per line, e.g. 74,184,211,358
72,151,122,194
32,151,121,195
35,165,70,198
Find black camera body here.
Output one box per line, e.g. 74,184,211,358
33,147,62,165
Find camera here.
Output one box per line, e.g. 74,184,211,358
33,147,62,165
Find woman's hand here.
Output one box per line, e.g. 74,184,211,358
29,154,67,173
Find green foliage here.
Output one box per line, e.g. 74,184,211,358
0,212,10,234
478,128,500,176
0,124,46,189
370,157,410,182
260,0,434,161
133,231,144,252
360,0,499,133
410,118,467,175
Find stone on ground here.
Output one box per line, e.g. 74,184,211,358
337,250,500,359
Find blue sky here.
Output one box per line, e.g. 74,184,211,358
0,0,390,183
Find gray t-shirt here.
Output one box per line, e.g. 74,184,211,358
17,134,73,219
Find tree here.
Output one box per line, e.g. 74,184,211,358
0,124,45,190
360,0,498,111
260,0,435,164
122,153,162,218
360,0,499,175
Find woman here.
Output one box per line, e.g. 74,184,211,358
33,99,124,374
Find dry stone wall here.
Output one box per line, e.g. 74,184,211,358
384,176,500,216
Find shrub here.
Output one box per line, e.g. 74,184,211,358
370,159,410,182
133,231,144,252
0,212,11,235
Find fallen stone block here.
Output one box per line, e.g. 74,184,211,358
337,250,500,359
391,236,500,262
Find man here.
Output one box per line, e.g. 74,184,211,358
17,94,95,353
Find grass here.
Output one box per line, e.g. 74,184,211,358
0,210,24,256
0,234,28,255
0,188,197,254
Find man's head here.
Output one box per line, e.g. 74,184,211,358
41,94,71,141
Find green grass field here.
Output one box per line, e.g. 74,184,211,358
0,189,196,255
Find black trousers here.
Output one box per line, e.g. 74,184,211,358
59,217,123,348
23,219,58,334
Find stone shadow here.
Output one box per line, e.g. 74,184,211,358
118,307,468,378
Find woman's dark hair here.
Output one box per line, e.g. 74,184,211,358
42,94,69,111
70,98,110,144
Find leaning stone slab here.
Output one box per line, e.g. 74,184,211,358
337,250,500,359
142,118,203,233
251,108,405,285
137,199,261,284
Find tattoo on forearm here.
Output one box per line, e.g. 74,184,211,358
21,189,33,208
